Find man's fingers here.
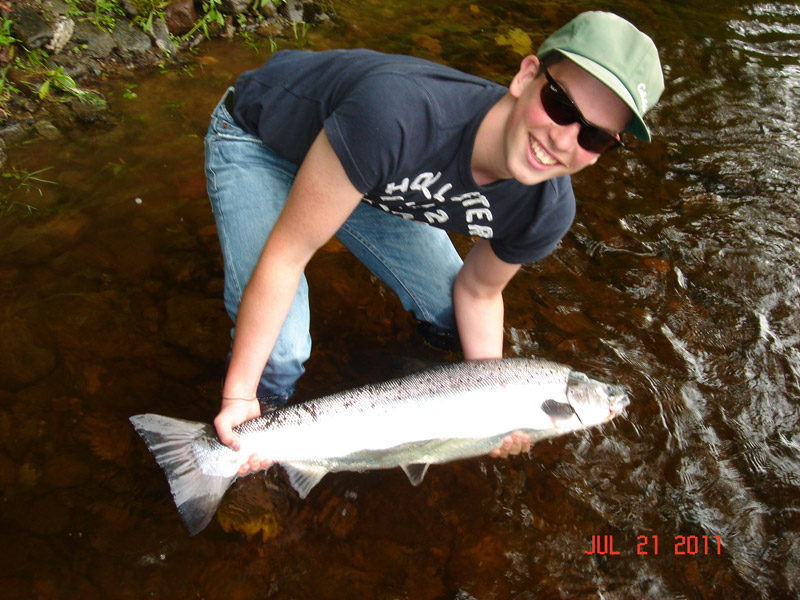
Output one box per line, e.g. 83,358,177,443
214,418,240,451
235,454,273,476
488,435,512,458
489,432,532,458
509,431,531,454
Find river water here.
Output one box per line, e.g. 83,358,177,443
1,0,799,598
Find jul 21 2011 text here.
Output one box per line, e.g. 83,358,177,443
585,534,723,556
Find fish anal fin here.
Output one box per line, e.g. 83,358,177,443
282,463,329,499
401,463,430,486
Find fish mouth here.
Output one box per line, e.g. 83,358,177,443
608,386,630,415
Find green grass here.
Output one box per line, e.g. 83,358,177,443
0,166,56,214
0,0,300,121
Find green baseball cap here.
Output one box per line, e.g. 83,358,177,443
537,11,665,142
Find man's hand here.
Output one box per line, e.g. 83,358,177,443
489,430,531,458
213,397,272,476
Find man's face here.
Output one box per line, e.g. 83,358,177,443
502,55,632,186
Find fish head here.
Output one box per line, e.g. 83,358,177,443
561,371,629,428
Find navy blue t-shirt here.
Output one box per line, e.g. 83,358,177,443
229,49,575,264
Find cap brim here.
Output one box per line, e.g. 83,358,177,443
556,50,651,142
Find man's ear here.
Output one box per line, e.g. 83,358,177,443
509,55,541,99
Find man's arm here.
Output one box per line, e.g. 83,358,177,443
453,240,531,458
453,239,521,359
215,129,364,470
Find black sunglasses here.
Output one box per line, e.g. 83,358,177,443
540,67,623,154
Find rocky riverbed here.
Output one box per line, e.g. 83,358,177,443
0,0,332,169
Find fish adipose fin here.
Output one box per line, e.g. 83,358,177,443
401,463,430,486
130,414,235,536
282,463,329,499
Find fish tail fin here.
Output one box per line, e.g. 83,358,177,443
130,413,235,536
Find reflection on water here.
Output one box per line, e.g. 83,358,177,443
1,0,799,598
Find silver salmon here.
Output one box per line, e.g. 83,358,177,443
130,358,628,535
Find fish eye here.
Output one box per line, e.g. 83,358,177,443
541,399,576,419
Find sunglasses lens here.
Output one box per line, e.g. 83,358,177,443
541,82,579,126
578,129,619,153
540,73,620,154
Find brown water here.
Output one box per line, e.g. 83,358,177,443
1,1,799,598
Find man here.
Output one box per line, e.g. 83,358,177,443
204,11,664,474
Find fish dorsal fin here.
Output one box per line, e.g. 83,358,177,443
401,463,430,486
282,463,329,499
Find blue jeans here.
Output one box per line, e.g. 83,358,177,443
204,89,463,399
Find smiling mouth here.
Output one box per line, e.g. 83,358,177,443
529,135,559,167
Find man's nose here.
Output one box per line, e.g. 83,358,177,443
548,120,581,151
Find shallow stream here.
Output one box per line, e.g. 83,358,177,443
1,0,799,598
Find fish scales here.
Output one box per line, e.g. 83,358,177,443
238,360,570,436
130,358,628,535
229,361,569,461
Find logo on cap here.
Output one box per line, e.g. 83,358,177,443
637,83,649,113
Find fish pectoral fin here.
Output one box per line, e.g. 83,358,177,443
282,463,329,499
401,463,430,486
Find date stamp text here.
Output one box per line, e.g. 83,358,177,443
585,535,723,556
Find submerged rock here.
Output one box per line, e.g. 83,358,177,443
164,294,229,362
33,119,62,140
0,453,15,489
0,319,56,392
70,96,111,124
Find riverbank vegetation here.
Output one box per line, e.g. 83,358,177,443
0,0,328,144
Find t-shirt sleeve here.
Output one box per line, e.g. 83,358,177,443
489,176,576,264
323,76,437,194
